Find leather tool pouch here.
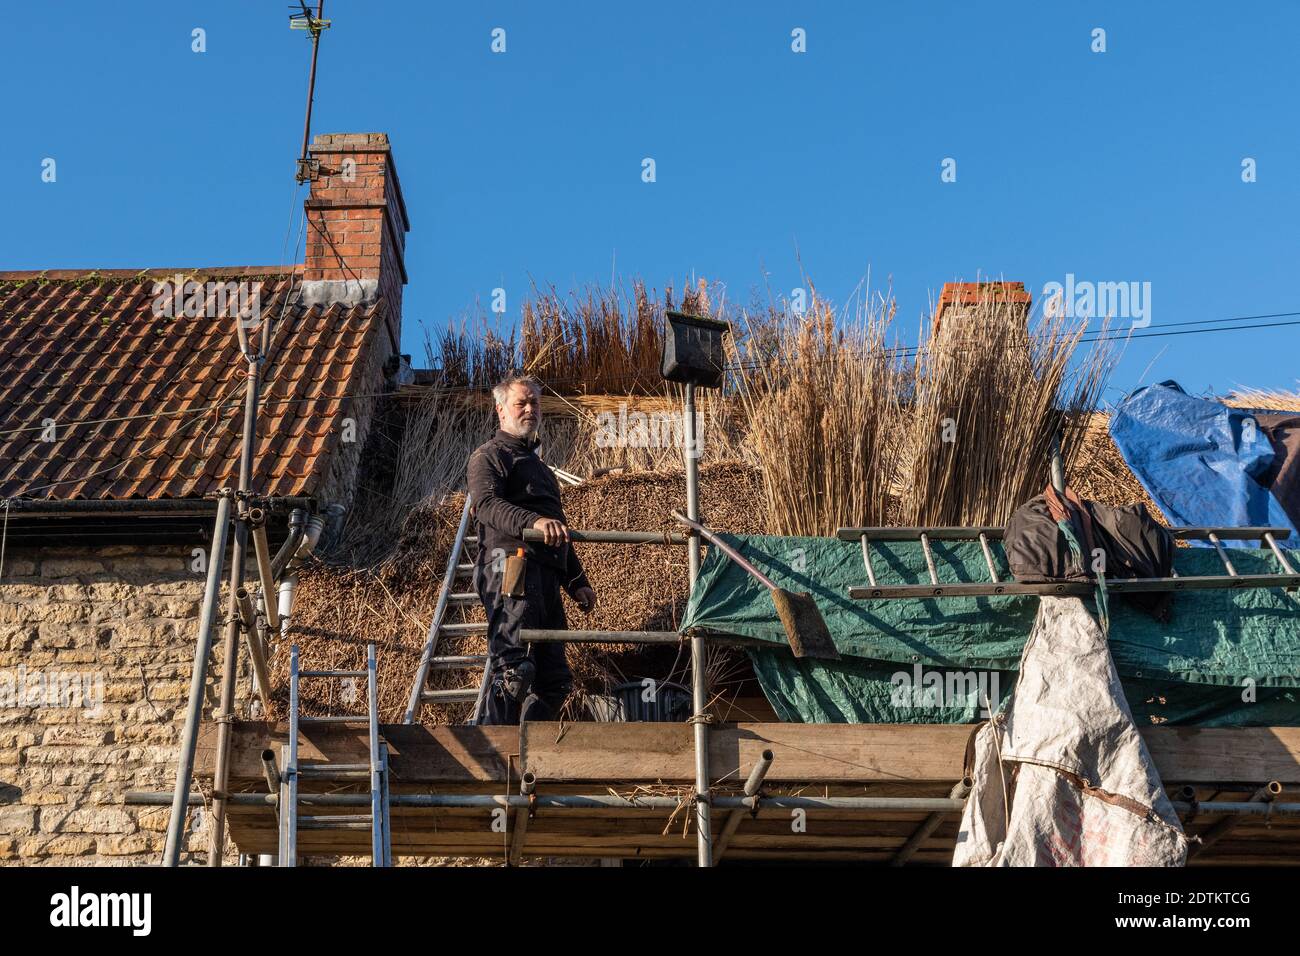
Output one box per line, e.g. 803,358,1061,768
503,548,528,598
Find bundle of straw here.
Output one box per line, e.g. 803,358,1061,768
1224,387,1300,411
734,294,905,536
894,296,1113,527
426,315,519,390
520,279,719,395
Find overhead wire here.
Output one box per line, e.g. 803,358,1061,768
1,305,1297,447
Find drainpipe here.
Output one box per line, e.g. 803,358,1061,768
248,508,281,632
293,513,326,563
277,573,299,637
271,508,308,578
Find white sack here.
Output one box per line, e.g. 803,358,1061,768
953,596,1187,867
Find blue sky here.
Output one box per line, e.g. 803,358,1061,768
3,1,1297,403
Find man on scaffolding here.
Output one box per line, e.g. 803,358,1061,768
467,374,598,725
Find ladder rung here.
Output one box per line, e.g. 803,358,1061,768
456,563,475,574
1264,532,1298,577
299,715,370,724
300,669,366,678
298,762,371,773
298,764,372,777
1207,532,1239,577
919,532,940,586
439,622,488,635
978,532,1000,584
464,536,478,545
429,654,488,669
300,816,373,830
297,764,371,775
858,534,877,588
447,592,479,605
300,770,371,781
301,822,373,831
421,688,481,703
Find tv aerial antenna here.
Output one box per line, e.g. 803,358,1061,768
290,1,332,183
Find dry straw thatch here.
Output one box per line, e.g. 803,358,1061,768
733,293,904,535
1069,412,1168,523
274,463,766,723
275,278,1161,726
1225,387,1300,411
521,282,663,395
422,278,720,395
893,296,1114,527
731,287,1114,535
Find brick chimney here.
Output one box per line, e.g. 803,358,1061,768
302,132,410,349
932,281,1031,336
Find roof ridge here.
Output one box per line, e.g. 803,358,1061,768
0,265,304,284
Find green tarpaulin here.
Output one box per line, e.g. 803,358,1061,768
680,534,1300,726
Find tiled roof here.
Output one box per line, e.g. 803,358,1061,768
0,268,387,501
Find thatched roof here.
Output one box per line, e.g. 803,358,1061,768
271,428,1149,726
1069,412,1168,524
275,388,1299,726
275,463,765,723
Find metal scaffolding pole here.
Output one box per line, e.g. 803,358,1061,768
713,749,773,864
208,339,263,865
162,492,232,866
1188,781,1282,858
683,381,712,866
130,790,1300,817
891,776,974,866
519,628,767,648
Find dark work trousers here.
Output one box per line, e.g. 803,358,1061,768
476,557,573,725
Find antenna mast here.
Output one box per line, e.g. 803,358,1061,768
291,1,331,182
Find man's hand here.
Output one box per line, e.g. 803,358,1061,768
532,517,569,547
572,587,598,613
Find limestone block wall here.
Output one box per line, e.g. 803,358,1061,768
0,544,252,866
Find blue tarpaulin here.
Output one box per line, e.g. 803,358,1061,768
1108,381,1299,547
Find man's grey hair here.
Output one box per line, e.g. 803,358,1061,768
492,374,543,407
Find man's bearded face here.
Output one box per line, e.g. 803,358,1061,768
498,383,541,439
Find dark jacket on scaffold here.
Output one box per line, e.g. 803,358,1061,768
466,429,590,724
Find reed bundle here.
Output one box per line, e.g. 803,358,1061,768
895,296,1114,526
1225,388,1300,411
733,294,905,536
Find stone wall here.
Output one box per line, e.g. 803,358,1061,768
0,544,252,866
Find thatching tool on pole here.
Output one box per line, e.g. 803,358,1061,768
672,511,839,660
